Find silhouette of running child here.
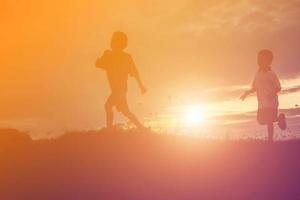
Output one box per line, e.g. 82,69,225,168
95,31,147,130
240,49,287,142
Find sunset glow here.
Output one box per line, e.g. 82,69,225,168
181,105,205,127
2,1,300,199
0,0,300,139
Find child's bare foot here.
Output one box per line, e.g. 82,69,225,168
278,113,287,130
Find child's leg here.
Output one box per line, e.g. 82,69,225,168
267,123,274,142
122,109,144,129
105,97,114,128
120,104,144,129
118,96,145,129
277,113,287,130
105,105,113,128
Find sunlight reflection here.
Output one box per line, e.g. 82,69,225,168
181,105,205,127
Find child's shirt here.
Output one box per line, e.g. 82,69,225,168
252,70,281,109
96,50,137,94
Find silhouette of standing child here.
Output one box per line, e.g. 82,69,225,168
240,49,287,142
95,31,147,130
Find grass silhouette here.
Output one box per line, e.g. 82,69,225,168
1,128,300,200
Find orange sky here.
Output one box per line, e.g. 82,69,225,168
1,0,300,138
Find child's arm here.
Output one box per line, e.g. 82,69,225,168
132,68,147,94
271,72,281,94
240,75,257,101
240,86,256,101
95,50,110,70
128,55,147,94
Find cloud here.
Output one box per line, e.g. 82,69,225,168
281,85,300,95
201,79,300,103
181,0,300,35
170,0,300,83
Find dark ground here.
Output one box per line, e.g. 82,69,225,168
0,128,300,200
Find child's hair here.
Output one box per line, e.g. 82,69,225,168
111,31,128,51
257,49,273,71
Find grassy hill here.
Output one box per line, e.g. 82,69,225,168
1,128,300,200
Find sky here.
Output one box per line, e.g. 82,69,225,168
1,0,300,139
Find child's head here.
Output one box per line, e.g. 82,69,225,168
257,49,273,70
111,31,128,51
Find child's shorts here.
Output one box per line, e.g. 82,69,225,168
105,92,129,113
257,108,278,125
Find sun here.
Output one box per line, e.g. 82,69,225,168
181,105,205,126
